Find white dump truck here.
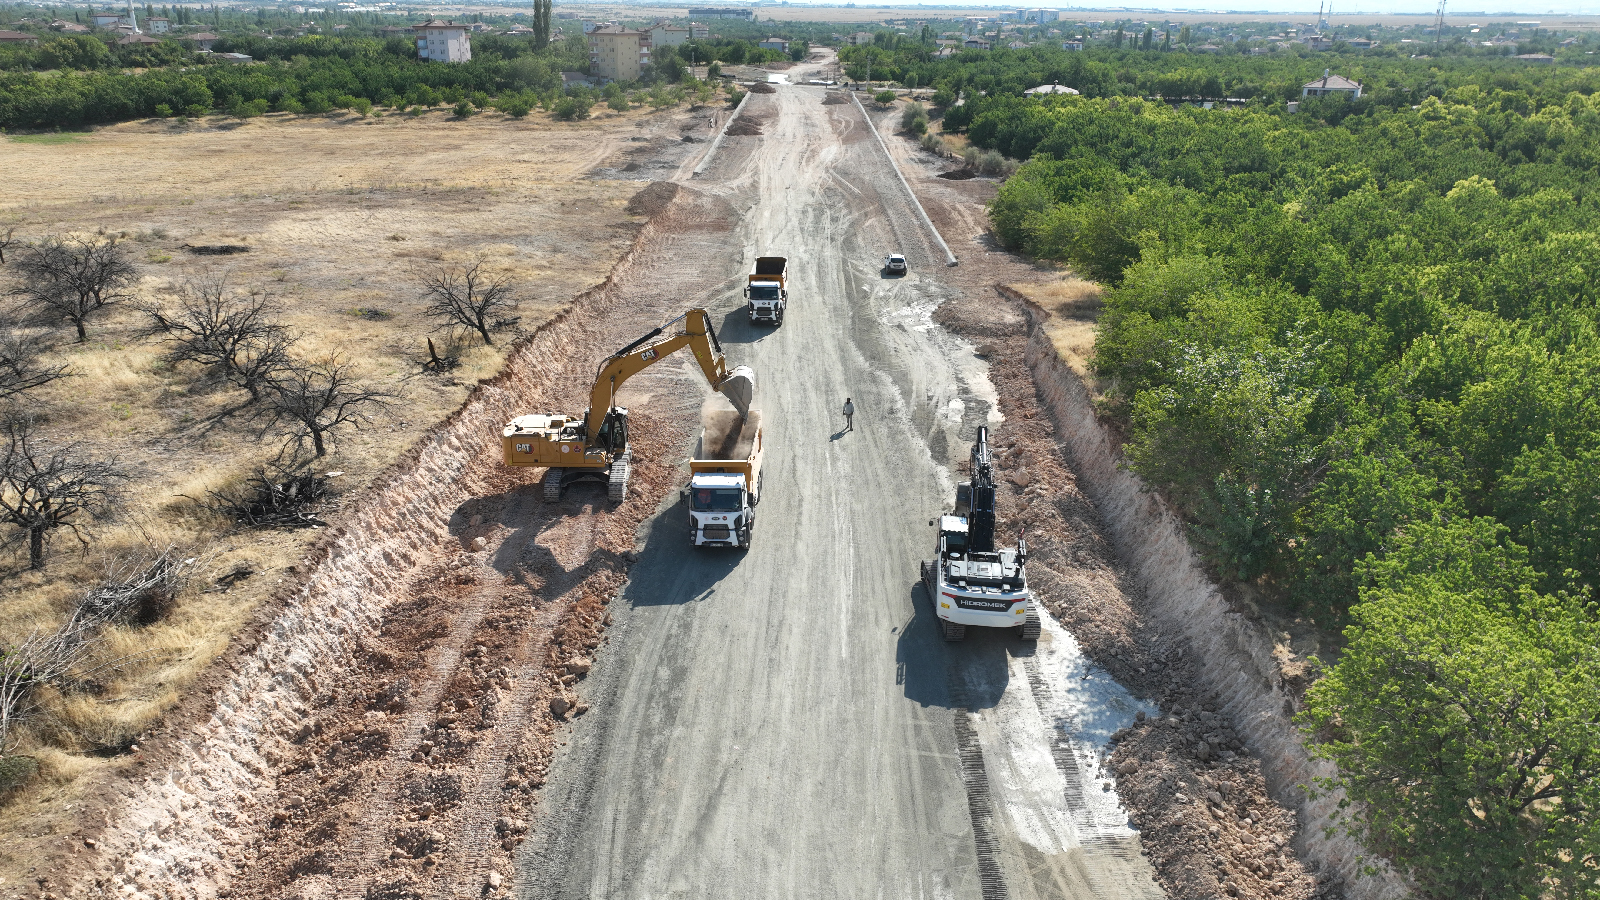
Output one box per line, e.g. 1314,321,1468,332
686,407,764,548
744,256,788,326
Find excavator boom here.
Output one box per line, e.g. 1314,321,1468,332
502,308,754,489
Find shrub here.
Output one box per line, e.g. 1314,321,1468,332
609,93,630,112
154,103,173,118
274,96,304,114
497,94,535,118
900,100,927,132
184,104,209,118
303,93,333,114
231,97,269,118
874,89,897,107
919,131,946,155
469,91,490,110
453,99,474,118
350,98,372,117
977,149,1006,176
707,60,721,78
552,96,591,121
332,94,359,110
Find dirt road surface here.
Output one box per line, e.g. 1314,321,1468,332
516,78,1163,899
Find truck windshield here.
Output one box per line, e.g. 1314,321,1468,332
943,531,969,554
749,286,781,301
692,488,743,511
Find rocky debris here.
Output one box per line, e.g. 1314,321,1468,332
626,181,681,217
934,283,1332,900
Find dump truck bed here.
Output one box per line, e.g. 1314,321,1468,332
691,410,763,487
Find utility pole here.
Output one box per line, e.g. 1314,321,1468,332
1434,0,1446,46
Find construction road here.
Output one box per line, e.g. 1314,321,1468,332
516,71,1166,900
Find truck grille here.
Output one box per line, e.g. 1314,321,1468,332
703,524,731,539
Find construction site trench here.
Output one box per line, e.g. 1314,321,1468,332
52,63,1346,900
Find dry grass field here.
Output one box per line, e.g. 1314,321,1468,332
0,103,712,871
1004,276,1102,385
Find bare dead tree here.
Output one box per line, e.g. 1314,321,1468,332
0,322,71,402
0,418,124,569
0,547,194,750
197,464,334,528
260,355,394,458
142,276,296,401
0,226,17,265
10,236,137,342
420,260,520,346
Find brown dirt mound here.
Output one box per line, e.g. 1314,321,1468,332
821,93,851,106
937,169,977,180
747,82,777,94
725,117,764,136
625,182,681,217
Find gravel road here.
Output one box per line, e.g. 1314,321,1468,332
517,78,1164,900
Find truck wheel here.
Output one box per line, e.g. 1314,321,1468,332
941,621,966,642
920,560,934,596
543,468,564,502
608,454,631,503
776,311,784,325
739,523,751,549
1018,607,1041,642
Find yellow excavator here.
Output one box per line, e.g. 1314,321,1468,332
502,308,755,503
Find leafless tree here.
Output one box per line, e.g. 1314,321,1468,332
1,547,194,750
0,417,124,569
0,322,71,402
0,226,17,265
142,276,296,401
10,236,137,342
260,355,393,458
420,260,520,346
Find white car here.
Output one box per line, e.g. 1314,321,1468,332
884,253,907,274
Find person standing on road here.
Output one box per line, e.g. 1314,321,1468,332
843,397,855,432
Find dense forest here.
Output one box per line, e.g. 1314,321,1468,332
931,44,1600,900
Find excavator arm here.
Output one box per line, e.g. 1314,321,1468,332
583,308,754,439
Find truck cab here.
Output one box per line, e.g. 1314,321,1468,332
689,472,757,548
744,256,788,326
686,409,764,549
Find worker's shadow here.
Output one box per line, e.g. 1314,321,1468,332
829,429,848,441
621,492,743,607
896,581,1014,711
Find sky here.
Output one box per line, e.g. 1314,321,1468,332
757,1,1600,18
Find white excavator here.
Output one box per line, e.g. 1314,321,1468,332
501,308,755,503
922,426,1041,642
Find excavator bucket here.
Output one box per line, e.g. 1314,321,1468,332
719,365,756,419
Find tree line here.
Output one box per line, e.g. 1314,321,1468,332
948,55,1600,900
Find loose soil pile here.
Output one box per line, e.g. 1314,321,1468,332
625,182,681,217
937,168,978,180
821,92,851,106
747,82,777,94
725,117,765,136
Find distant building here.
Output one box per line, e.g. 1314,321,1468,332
145,16,169,33
51,19,91,32
963,37,991,50
1060,39,1081,50
850,31,874,46
689,22,709,39
90,12,125,27
0,29,39,43
650,23,690,47
213,51,253,62
688,7,752,19
1515,53,1555,64
757,36,789,51
413,20,472,63
1024,82,1079,95
117,33,161,45
1302,70,1362,98
588,25,651,81
1345,38,1376,49
1194,43,1222,53
188,31,220,49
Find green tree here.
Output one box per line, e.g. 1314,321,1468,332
1304,519,1600,900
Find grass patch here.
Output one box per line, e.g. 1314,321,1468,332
1006,276,1103,387
9,133,86,145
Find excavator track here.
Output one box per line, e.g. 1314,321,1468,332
607,453,631,503
1018,605,1041,642
544,468,564,502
